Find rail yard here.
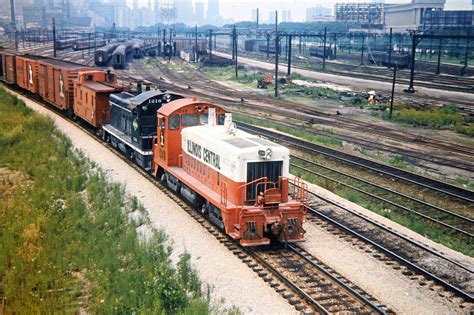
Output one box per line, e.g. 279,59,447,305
1,5,474,314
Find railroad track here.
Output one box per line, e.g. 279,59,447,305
4,85,390,314
291,155,474,238
223,48,474,94
303,188,474,304
237,122,474,204
6,84,472,311
135,59,474,163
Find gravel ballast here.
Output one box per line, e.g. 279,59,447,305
9,90,296,314
301,180,473,314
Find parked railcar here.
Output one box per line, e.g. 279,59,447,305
0,49,17,84
132,42,143,59
370,51,410,69
153,98,307,246
103,88,183,169
73,38,106,51
309,46,334,59
15,55,48,94
55,38,77,50
95,43,119,66
111,42,133,69
73,70,126,128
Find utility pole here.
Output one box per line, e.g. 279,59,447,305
461,29,470,76
234,25,238,77
405,31,417,93
88,32,91,55
360,33,365,65
389,63,397,119
194,24,198,62
52,18,57,57
287,35,292,76
266,32,270,58
388,27,393,68
209,29,213,61
436,38,442,74
322,27,327,70
231,28,235,60
274,10,279,98
10,0,17,49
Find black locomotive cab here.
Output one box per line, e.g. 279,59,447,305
103,88,183,170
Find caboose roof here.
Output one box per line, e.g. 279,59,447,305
82,81,120,92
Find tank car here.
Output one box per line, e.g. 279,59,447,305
103,87,183,170
153,98,307,246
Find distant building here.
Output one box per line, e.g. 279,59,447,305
268,10,276,23
195,2,204,25
422,10,473,30
306,6,332,22
282,9,291,22
154,0,161,24
176,0,193,25
207,0,221,25
384,0,445,32
335,3,384,26
23,5,46,27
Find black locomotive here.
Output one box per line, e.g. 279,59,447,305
103,85,183,170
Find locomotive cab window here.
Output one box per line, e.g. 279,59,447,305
200,113,208,125
182,114,198,126
218,114,225,125
169,114,180,130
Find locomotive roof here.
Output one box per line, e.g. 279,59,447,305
158,98,220,116
110,90,180,110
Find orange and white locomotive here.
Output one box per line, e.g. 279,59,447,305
153,98,307,246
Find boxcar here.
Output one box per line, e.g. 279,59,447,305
0,49,17,84
73,70,126,128
38,59,91,112
15,55,47,94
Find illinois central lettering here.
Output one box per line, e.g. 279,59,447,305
186,140,221,170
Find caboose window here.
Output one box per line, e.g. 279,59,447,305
182,114,198,126
169,114,180,130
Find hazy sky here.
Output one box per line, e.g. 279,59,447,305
129,0,473,22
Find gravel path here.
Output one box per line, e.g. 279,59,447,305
8,89,296,315
301,179,473,314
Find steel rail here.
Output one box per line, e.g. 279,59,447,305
292,163,473,238
302,189,474,301
237,123,474,203
287,244,387,314
291,156,474,226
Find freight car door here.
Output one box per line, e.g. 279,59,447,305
47,66,55,106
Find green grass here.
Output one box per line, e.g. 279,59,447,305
233,113,343,148
0,87,219,313
381,104,473,136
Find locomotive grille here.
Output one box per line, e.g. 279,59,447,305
246,161,282,201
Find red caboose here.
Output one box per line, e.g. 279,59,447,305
73,70,125,128
153,98,306,246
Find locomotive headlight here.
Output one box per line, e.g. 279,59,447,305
258,147,273,160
